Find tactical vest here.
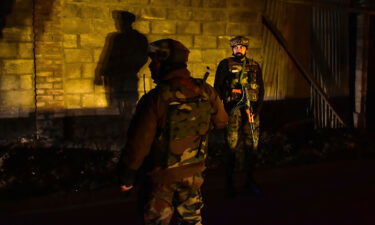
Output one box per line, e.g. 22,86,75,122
156,79,213,170
227,57,260,103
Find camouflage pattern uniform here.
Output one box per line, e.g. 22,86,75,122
119,39,228,225
214,36,264,193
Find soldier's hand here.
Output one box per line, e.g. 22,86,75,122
120,185,133,192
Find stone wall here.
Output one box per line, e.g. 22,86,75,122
0,0,35,118
0,0,265,142
59,0,264,115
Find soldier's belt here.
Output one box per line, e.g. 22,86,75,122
148,161,206,185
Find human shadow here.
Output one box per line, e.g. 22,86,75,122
0,0,14,38
95,11,148,119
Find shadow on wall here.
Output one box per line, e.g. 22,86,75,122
48,11,149,147
95,11,149,120
0,11,149,147
0,0,14,38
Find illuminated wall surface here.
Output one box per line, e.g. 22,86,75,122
0,0,266,119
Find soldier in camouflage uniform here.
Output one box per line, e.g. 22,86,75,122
119,39,228,225
214,36,264,196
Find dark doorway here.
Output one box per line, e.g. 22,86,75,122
366,15,375,131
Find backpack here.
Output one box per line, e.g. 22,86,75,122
156,79,214,169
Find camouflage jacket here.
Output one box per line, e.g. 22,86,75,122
214,57,264,115
119,68,228,186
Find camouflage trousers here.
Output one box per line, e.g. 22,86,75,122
225,108,260,172
143,173,204,225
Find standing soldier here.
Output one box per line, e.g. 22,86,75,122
214,36,264,196
119,39,228,225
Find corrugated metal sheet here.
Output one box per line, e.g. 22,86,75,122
262,0,289,100
263,0,350,128
310,2,350,128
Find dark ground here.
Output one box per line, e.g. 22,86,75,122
1,157,374,225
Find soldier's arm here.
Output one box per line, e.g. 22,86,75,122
207,85,228,129
214,59,229,101
118,91,159,187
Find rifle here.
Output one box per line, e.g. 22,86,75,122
242,84,258,150
203,66,210,82
230,61,258,150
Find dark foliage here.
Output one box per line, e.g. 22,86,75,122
258,128,373,166
0,142,117,201
0,128,374,202
208,128,375,168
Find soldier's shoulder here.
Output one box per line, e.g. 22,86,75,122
199,79,217,97
138,88,157,103
140,87,168,104
218,57,231,65
154,82,180,102
225,57,237,62
192,77,211,86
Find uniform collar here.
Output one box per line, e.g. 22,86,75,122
231,56,248,63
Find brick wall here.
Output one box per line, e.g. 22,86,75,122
0,0,35,118
34,0,64,109
0,0,265,141
59,0,264,116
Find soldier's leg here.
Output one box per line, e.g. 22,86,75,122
175,174,204,225
143,183,176,225
225,109,241,196
224,150,236,195
243,115,262,195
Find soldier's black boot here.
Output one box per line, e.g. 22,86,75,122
244,174,262,196
244,151,262,196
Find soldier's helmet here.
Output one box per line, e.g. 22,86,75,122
229,36,249,48
148,39,190,64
